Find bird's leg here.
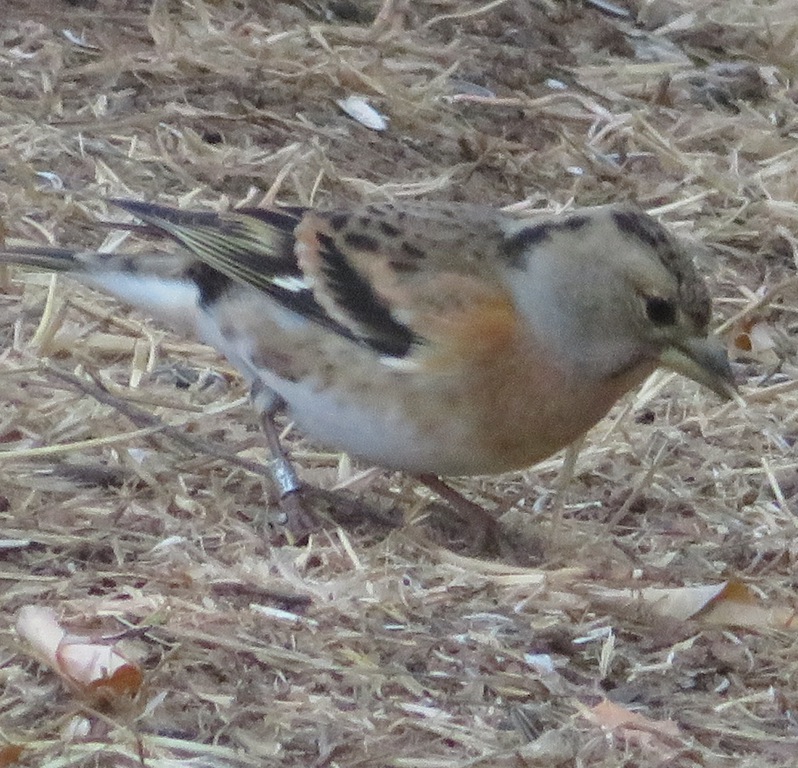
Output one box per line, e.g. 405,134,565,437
250,382,316,539
249,383,404,538
550,437,583,536
415,473,503,553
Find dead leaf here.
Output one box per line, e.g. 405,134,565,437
589,581,727,621
0,745,24,767
584,699,682,757
16,606,142,702
587,698,680,737
732,317,781,365
589,579,798,629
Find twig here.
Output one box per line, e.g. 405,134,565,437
39,360,272,477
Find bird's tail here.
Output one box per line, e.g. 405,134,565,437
0,245,91,273
0,237,192,279
0,242,199,333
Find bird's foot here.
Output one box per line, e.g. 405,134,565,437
415,474,506,556
270,483,401,544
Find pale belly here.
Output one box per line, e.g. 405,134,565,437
269,373,482,476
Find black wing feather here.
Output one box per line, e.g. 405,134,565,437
316,233,416,357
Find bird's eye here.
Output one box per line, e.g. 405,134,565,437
644,296,677,325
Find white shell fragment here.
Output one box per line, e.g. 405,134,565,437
447,78,496,98
35,171,64,189
545,78,569,91
62,29,100,50
584,0,631,19
336,95,389,131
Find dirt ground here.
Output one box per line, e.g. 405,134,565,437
1,0,797,766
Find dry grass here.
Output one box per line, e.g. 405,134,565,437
1,0,797,765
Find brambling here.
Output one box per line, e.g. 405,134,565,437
1,199,736,541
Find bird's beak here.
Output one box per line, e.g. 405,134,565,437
659,336,737,400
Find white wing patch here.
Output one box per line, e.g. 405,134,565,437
379,355,421,372
270,274,310,292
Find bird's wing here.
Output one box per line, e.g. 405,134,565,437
111,199,518,361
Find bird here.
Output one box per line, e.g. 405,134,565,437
0,198,736,543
